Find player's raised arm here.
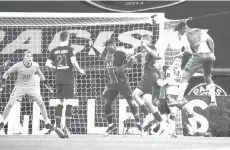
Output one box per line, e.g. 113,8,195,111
36,66,54,93
68,47,85,74
205,32,215,60
88,39,107,59
70,56,85,74
45,50,56,70
141,34,161,59
0,63,18,91
126,46,143,64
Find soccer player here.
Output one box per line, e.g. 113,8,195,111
0,51,64,138
130,34,167,134
173,21,216,108
89,38,142,136
157,57,196,136
45,31,85,138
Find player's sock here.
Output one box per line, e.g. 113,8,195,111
2,103,14,123
55,104,63,128
133,114,140,123
169,116,176,134
186,114,196,135
36,99,49,125
106,113,113,125
177,83,188,100
207,83,216,103
126,99,140,123
105,100,113,124
140,105,149,117
65,105,73,129
153,112,162,122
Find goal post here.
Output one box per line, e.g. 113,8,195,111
0,12,183,135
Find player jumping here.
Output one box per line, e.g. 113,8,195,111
0,51,64,138
130,34,167,135
89,38,142,136
45,31,85,138
172,21,216,108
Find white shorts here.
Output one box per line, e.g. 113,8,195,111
10,85,41,102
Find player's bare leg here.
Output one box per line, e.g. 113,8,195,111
0,97,17,130
168,106,178,137
54,98,72,138
63,100,72,138
125,97,142,132
177,71,190,102
53,99,66,138
33,96,64,138
132,88,150,127
168,71,190,108
143,94,167,135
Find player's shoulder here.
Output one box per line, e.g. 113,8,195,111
149,44,156,49
32,62,39,67
14,61,23,67
50,47,58,52
115,50,126,55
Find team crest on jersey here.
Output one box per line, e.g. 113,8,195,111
30,69,35,73
188,83,227,96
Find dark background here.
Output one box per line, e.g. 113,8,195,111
0,1,230,70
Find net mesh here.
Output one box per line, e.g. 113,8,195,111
0,13,183,135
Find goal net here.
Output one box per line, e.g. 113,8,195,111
0,13,183,135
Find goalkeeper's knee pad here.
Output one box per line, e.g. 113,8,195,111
55,104,63,118
65,105,73,119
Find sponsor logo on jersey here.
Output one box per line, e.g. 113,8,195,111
188,83,227,96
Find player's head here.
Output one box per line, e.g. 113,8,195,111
103,38,116,53
172,57,182,69
175,21,188,35
154,58,164,70
23,51,33,64
141,34,152,45
59,31,69,42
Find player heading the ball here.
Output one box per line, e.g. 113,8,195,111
173,21,216,108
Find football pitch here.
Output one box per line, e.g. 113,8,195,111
0,135,230,150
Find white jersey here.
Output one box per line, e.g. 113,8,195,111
181,29,211,53
165,67,181,95
6,61,40,87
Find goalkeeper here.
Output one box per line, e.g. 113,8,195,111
0,51,64,138
89,38,142,136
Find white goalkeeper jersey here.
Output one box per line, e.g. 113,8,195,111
4,61,39,87
181,29,211,53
